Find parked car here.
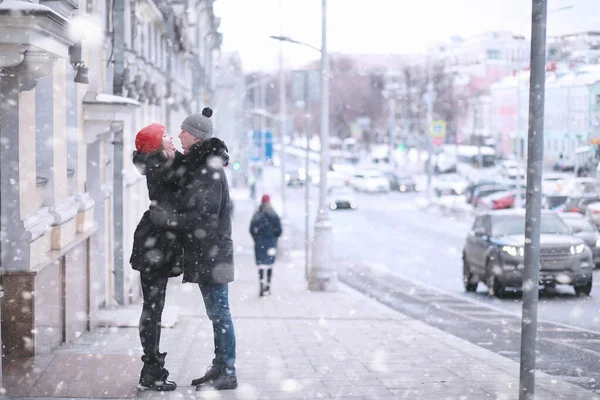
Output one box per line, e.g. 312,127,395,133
351,170,390,193
499,160,525,180
545,195,569,211
562,195,600,215
285,168,306,186
327,186,357,210
433,174,468,196
465,179,502,204
542,173,570,195
585,202,600,228
462,210,593,297
471,184,514,207
477,189,526,210
553,158,575,172
559,213,600,267
559,177,600,196
385,172,420,192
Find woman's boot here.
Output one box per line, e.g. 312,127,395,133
138,353,177,391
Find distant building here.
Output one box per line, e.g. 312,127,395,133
430,31,531,145
491,65,600,166
548,31,600,65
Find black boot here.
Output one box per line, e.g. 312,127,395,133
191,365,220,386
138,354,177,391
209,374,238,390
192,366,237,390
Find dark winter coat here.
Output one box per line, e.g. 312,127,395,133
150,138,234,285
249,205,282,265
130,151,184,278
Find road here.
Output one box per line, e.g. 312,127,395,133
269,165,600,332
258,162,600,393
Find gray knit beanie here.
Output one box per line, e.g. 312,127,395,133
181,107,213,140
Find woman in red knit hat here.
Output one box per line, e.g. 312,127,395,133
130,123,182,391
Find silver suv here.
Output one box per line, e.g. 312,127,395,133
462,210,593,297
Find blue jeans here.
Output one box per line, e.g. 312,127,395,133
199,283,236,376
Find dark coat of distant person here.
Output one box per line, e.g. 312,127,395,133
250,203,282,265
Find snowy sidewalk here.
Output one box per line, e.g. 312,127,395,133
4,194,599,399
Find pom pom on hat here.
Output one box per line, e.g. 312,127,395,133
202,107,213,118
261,194,270,204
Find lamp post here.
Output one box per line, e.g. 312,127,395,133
383,82,401,170
278,0,287,221
269,0,335,291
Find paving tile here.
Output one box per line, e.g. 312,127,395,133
27,353,139,398
326,385,395,398
389,386,492,399
320,378,383,387
2,355,55,396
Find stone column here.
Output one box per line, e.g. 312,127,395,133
51,58,78,249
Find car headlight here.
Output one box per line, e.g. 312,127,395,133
285,174,290,181
502,246,523,257
595,239,600,247
400,185,406,192
570,244,586,254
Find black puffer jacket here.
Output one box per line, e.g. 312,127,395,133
150,138,233,285
130,151,184,277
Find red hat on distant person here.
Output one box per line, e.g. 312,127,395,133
135,123,165,153
261,194,270,204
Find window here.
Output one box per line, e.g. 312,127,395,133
486,49,502,60
472,217,488,235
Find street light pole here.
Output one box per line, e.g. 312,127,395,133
424,55,434,200
388,93,397,169
278,0,287,221
309,0,336,291
519,1,548,399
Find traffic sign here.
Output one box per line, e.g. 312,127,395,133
430,120,446,147
430,120,446,138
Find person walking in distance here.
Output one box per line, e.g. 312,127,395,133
150,108,237,391
130,123,182,391
250,194,282,296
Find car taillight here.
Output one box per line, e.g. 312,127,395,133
569,208,580,213
593,210,600,214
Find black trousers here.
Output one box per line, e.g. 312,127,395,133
258,267,273,285
139,273,168,359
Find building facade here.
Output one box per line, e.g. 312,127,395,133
430,31,530,145
490,65,600,166
0,0,222,362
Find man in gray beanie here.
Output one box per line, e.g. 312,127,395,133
154,107,238,390
179,107,214,150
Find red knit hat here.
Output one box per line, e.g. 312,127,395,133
135,123,165,153
261,194,270,204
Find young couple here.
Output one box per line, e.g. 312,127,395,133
130,107,237,391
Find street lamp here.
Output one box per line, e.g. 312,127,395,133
270,0,335,291
269,35,322,54
382,82,402,170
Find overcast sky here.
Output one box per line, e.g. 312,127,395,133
213,0,599,72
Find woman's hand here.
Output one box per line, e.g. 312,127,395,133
162,148,176,160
